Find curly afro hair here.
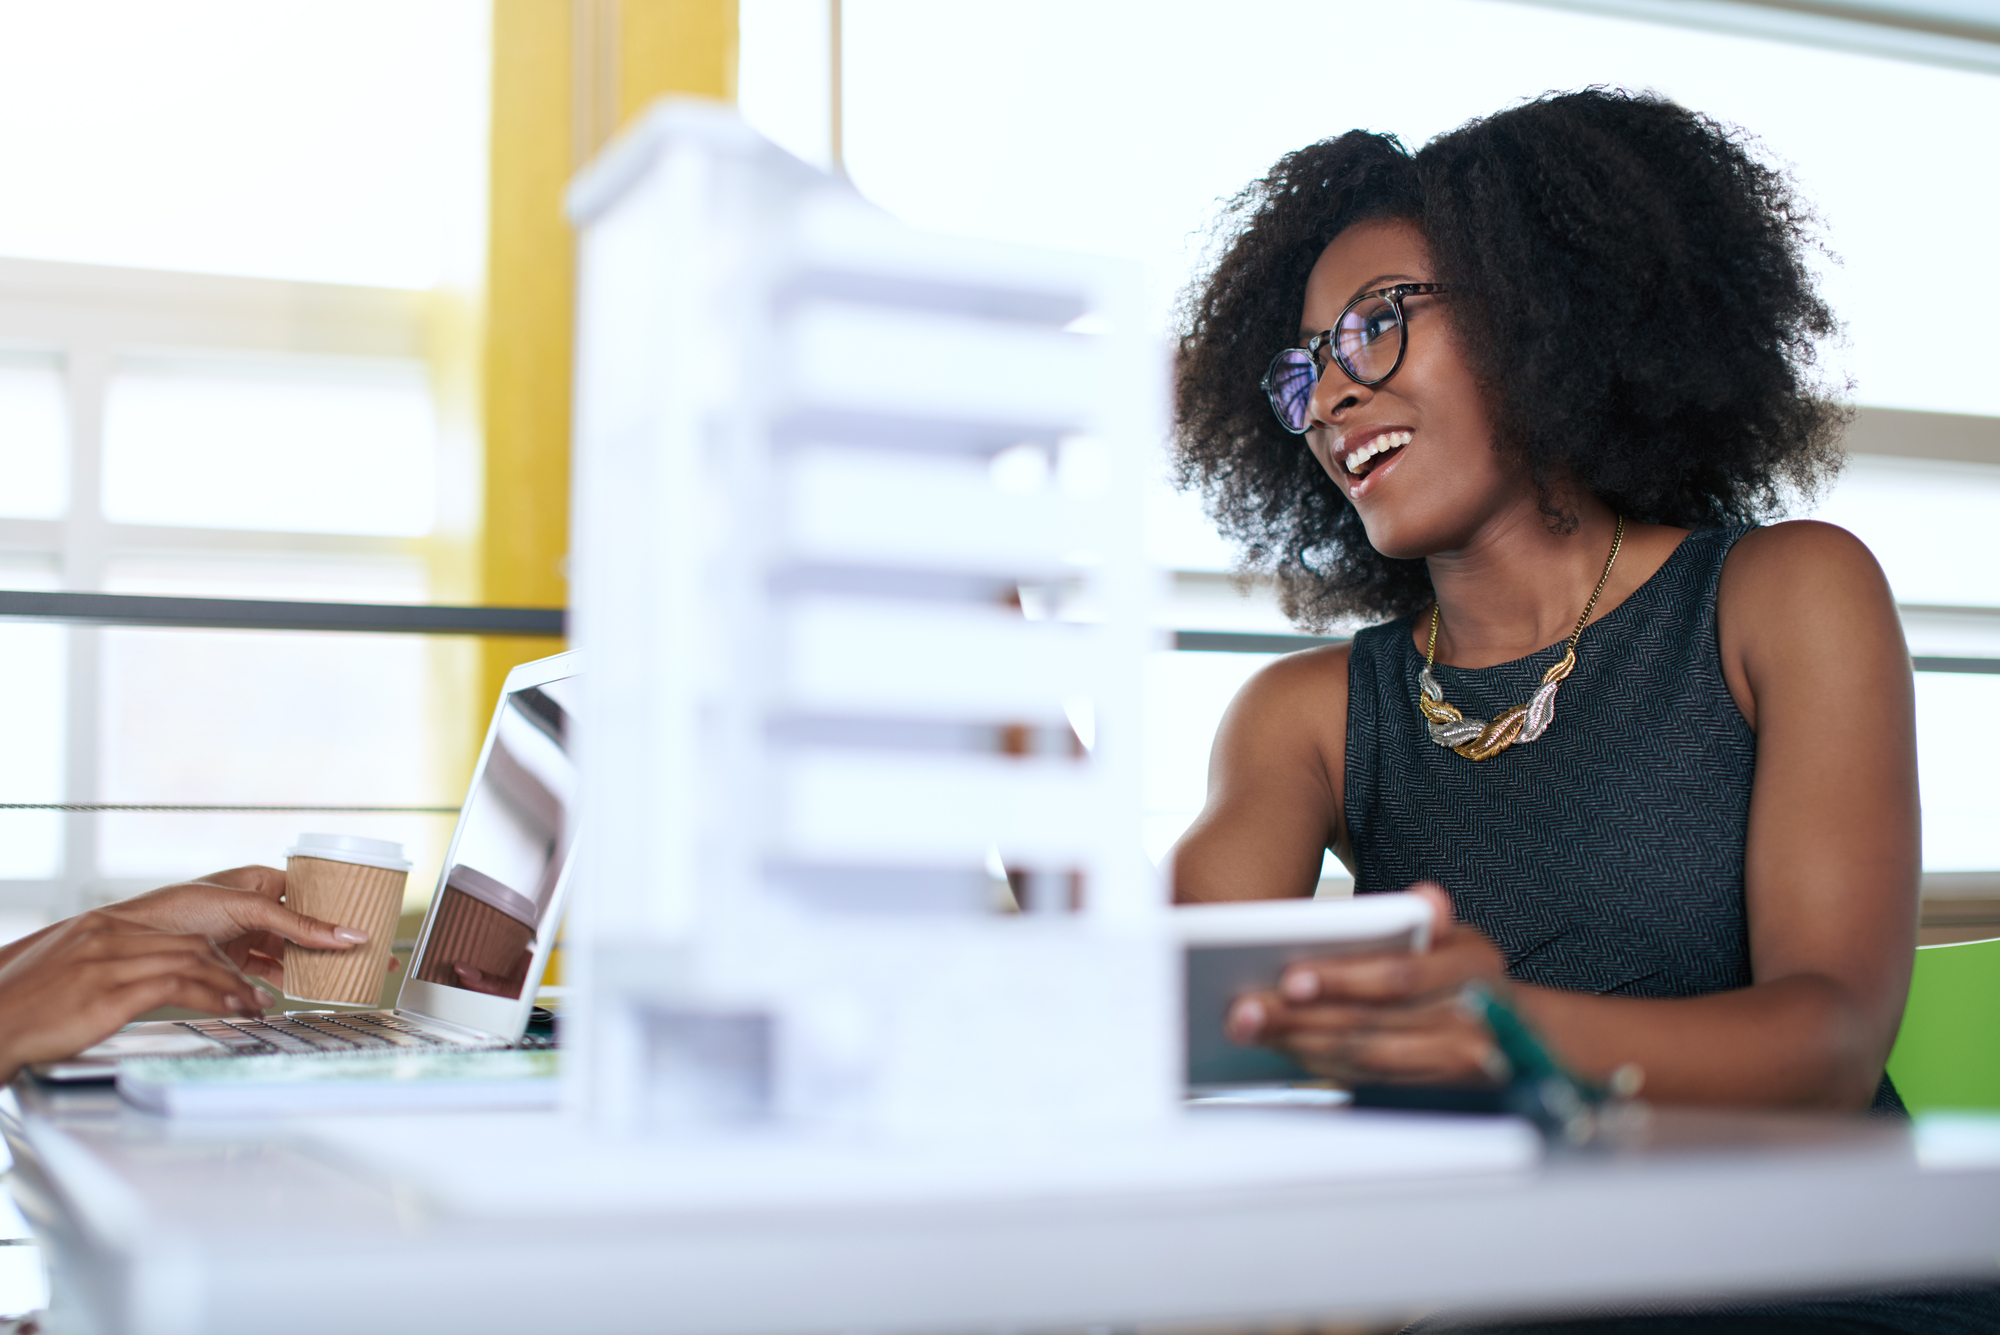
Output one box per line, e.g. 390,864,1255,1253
1173,88,1846,630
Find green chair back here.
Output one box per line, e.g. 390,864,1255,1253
1886,936,2000,1115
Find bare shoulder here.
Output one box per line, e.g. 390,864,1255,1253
1173,640,1354,902
1213,641,1352,752
1724,519,1885,589
1232,640,1353,709
1720,520,1896,629
1717,521,1903,728
1213,640,1353,798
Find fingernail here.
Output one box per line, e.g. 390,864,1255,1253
1282,969,1319,1001
333,928,369,944
1227,997,1265,1042
225,995,244,1012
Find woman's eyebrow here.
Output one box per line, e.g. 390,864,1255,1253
1299,273,1426,338
1348,272,1418,303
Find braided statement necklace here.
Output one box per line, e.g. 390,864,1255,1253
1417,515,1625,761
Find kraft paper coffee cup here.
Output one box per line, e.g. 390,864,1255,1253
283,833,411,1006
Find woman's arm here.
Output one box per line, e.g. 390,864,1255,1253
1169,644,1352,904
1704,519,1917,1102
1227,523,1920,1110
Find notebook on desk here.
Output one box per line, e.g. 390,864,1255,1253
35,649,581,1085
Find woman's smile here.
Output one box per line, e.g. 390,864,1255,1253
1339,427,1412,477
1327,424,1415,500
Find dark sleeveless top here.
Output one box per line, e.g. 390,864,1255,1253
1344,527,1907,1114
1346,527,1756,996
1339,530,1998,1332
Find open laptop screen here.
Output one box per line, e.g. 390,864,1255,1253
410,673,577,1001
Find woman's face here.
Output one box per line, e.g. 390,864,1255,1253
1299,218,1527,559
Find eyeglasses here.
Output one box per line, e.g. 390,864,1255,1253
1260,283,1447,434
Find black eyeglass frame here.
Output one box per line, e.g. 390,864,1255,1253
1259,282,1449,435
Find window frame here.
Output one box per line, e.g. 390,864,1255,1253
0,256,478,923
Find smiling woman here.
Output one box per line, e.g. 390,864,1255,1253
1170,89,1999,1331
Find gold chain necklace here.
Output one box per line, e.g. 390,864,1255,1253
1416,516,1625,761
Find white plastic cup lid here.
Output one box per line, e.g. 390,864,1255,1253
286,832,412,872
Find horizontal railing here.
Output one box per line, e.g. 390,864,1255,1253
1170,631,2000,674
0,802,459,814
1,589,1992,674
0,590,565,637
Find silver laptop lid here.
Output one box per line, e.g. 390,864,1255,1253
393,650,579,1040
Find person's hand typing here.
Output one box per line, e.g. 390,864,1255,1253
1223,883,1512,1086
0,912,267,1081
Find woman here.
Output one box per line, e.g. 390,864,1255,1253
1170,90,1994,1330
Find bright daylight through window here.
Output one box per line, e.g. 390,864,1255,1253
743,0,2000,889
0,0,1994,928
0,0,488,928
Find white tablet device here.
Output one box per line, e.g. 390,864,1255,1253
1177,891,1435,1088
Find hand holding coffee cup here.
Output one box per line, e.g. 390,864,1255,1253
99,864,370,991
282,834,411,1005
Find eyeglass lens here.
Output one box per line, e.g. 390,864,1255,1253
1332,295,1403,384
1264,294,1410,434
1263,349,1317,433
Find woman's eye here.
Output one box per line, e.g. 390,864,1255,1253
1340,299,1398,346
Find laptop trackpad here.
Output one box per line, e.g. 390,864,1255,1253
78,1029,224,1060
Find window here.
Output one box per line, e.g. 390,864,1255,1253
740,0,2000,887
0,355,66,519
102,355,439,536
1816,455,2000,874
0,266,482,927
0,2,488,931
0,558,66,886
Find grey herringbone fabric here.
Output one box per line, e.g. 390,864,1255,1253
1346,525,1907,1116
1346,527,1757,997
1348,528,1996,1331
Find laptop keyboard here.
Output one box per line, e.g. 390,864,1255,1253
179,1013,465,1056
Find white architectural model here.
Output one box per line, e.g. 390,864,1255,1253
564,101,1172,1137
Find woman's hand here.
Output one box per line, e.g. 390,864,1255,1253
93,866,377,991
0,911,269,1080
1224,884,1511,1085
450,955,531,999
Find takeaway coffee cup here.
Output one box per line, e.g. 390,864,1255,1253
283,833,412,1006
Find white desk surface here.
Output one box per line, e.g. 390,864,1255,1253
4,1079,1997,1335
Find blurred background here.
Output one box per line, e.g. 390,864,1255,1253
0,0,1993,942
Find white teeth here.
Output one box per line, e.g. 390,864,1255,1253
1343,429,1412,475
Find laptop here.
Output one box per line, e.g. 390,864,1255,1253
37,650,581,1082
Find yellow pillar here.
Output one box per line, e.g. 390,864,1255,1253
478,0,738,719
618,0,738,114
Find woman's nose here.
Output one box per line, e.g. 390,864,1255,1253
1308,363,1369,428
